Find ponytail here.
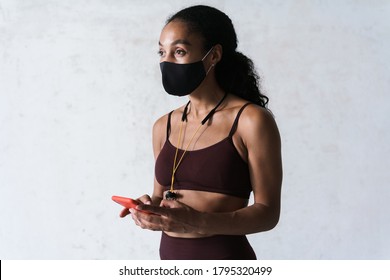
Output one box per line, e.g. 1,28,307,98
216,51,268,107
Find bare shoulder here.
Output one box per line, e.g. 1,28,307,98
152,113,169,157
153,113,168,135
152,105,186,153
245,104,276,123
238,104,281,146
152,105,185,136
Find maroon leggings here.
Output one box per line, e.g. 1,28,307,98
160,232,257,260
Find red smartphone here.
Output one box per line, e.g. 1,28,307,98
112,195,154,215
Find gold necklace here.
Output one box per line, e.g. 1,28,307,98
165,93,228,200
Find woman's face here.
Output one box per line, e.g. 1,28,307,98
158,20,206,64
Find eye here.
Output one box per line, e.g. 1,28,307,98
175,49,187,57
157,49,165,57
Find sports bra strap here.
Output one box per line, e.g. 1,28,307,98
166,111,173,140
228,103,252,137
167,103,252,139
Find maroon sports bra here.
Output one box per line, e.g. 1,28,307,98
155,103,252,199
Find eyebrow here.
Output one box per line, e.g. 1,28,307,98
159,39,192,46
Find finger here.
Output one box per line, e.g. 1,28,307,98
136,204,170,217
132,208,165,231
130,209,142,226
137,195,152,204
119,208,130,218
159,199,181,208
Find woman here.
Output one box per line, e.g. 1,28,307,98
120,5,282,260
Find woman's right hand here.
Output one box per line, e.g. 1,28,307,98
119,194,152,218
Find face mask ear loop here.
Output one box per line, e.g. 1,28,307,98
202,47,215,76
201,46,215,61
206,63,215,75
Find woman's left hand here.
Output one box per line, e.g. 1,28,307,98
129,199,204,234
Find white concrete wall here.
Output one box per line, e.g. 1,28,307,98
1,0,389,259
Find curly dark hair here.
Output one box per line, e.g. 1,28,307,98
166,5,269,108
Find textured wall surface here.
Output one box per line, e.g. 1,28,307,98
1,0,389,259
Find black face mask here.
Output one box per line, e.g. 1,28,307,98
160,48,214,96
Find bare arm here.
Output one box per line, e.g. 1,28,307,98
119,115,167,217
149,115,167,205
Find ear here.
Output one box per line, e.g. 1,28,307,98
211,44,223,64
